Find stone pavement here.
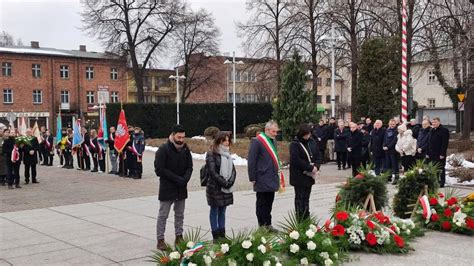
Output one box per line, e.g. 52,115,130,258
1,184,473,265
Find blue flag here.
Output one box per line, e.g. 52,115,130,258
56,111,62,144
72,117,83,147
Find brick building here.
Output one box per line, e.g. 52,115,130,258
127,68,176,103
0,42,127,130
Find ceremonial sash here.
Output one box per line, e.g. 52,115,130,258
97,140,103,160
131,140,142,162
83,141,91,157
11,144,20,162
45,137,51,150
256,132,285,192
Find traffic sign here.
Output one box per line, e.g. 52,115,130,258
458,102,465,111
457,93,465,102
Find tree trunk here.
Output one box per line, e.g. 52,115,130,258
349,0,358,119
309,0,318,100
461,12,474,139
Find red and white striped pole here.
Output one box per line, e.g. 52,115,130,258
401,0,408,123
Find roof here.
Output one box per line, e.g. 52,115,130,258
0,46,123,60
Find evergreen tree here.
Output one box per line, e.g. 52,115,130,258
355,37,401,123
273,51,319,140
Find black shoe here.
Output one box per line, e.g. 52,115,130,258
15,184,22,188
133,175,141,179
211,230,219,243
91,169,98,173
264,225,278,233
8,185,13,189
32,180,39,184
342,166,346,170
338,166,341,170
1,182,5,186
25,180,29,184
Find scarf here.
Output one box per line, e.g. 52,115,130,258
219,145,234,193
169,134,185,150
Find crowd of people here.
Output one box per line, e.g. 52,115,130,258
0,125,146,189
153,116,450,249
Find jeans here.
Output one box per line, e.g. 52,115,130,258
109,150,118,172
385,153,399,176
156,199,186,240
209,206,226,232
294,186,312,220
373,156,385,175
336,151,347,168
256,192,275,226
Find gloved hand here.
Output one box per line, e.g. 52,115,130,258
176,176,187,186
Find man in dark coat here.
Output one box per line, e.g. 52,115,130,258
383,119,399,183
360,125,371,168
248,120,281,230
408,119,421,139
370,120,386,175
347,122,363,176
416,119,431,160
365,118,374,133
21,129,39,184
3,129,21,189
289,124,321,220
326,117,337,161
154,124,193,250
312,119,328,163
427,117,450,188
334,120,349,170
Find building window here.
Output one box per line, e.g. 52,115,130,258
32,64,41,78
326,95,331,104
326,78,331,86
86,91,95,104
33,90,42,104
86,66,94,80
2,62,12,76
335,96,340,103
110,68,118,80
317,77,322,86
60,90,69,103
316,95,322,104
235,70,241,82
250,72,257,82
428,71,437,84
228,93,241,103
144,95,152,103
111,91,119,103
60,65,69,79
245,93,256,103
427,98,436,108
3,89,13,103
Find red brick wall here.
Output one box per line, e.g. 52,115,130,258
185,56,228,103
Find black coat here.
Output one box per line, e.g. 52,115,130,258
21,137,39,165
312,125,327,151
347,130,363,158
334,128,349,152
365,123,374,133
416,127,430,156
154,140,193,201
205,152,236,207
370,128,386,158
247,137,280,192
383,127,398,154
409,124,421,139
427,125,450,159
326,124,336,140
361,133,370,157
289,138,321,187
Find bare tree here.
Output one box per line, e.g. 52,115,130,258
0,31,15,46
172,8,221,103
237,0,299,93
80,0,183,103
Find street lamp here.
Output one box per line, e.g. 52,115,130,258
169,68,186,124
224,51,244,143
321,24,344,118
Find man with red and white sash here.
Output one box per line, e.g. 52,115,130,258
247,120,284,231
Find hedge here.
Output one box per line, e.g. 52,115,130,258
106,103,273,138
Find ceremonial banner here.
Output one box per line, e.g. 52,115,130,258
114,109,129,153
72,117,83,147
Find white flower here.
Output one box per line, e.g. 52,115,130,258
186,241,195,248
333,253,339,259
300,257,309,265
406,229,411,235
209,250,216,259
289,243,300,253
276,263,282,266
322,238,332,246
325,258,334,266
188,263,197,266
261,236,267,244
329,222,335,229
453,210,467,226
263,260,271,266
401,223,407,230
309,224,318,231
307,241,317,250
220,243,230,254
305,229,315,238
246,253,254,262
418,168,423,174
320,251,330,259
203,255,212,265
289,230,300,240
242,240,252,249
257,244,267,254
169,251,180,260
228,258,237,266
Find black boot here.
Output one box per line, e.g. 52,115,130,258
219,228,226,239
212,230,220,243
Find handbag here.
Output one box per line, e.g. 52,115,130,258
200,163,209,187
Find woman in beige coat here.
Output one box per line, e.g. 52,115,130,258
395,123,417,172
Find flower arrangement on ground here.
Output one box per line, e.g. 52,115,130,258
415,191,474,236
393,161,440,218
329,207,423,254
336,165,388,210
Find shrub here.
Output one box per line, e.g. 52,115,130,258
203,126,220,139
244,124,264,139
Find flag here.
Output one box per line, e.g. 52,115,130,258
18,116,27,135
56,110,62,144
72,117,83,147
32,120,42,143
114,109,129,153
97,105,108,149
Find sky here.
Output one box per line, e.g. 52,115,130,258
0,0,248,68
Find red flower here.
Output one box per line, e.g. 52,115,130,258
454,206,461,212
393,235,405,248
374,212,390,224
431,213,440,222
444,208,453,217
335,211,349,222
355,173,365,179
335,194,342,203
447,197,458,206
438,192,445,198
390,225,397,232
466,217,474,229
441,221,452,231
429,197,438,205
366,232,377,246
331,224,345,237
366,220,375,230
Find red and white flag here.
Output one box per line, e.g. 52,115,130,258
114,109,130,153
11,144,20,162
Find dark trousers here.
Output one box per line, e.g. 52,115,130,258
82,154,91,170
294,186,312,220
351,156,362,177
346,152,352,168
401,155,415,172
430,157,446,187
64,150,73,168
126,150,134,176
39,147,44,163
92,153,99,171
373,156,385,175
361,153,369,169
0,174,6,184
336,151,347,168
385,152,399,176
256,192,275,226
48,153,54,166
24,163,37,182
41,149,49,165
6,162,20,185
119,153,128,176
209,206,227,232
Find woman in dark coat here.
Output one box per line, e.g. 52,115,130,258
290,124,321,220
334,120,349,170
416,119,431,160
205,131,236,241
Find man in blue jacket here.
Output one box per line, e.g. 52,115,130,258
248,120,281,231
383,119,399,184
